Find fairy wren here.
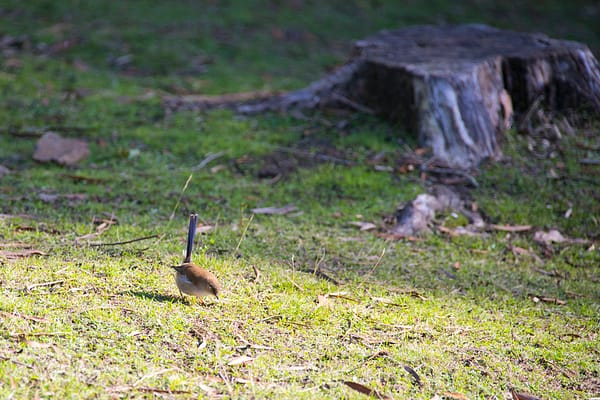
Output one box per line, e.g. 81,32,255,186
171,213,221,303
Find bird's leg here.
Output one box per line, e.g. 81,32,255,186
178,289,185,303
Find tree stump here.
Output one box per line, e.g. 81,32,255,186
165,24,600,168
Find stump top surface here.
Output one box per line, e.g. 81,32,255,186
354,24,587,73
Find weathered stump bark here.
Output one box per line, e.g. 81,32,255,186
165,24,600,168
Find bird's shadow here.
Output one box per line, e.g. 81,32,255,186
124,290,219,307
125,290,186,304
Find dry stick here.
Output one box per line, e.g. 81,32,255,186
234,214,254,254
0,355,33,369
135,387,191,395
154,173,194,247
109,385,191,395
191,151,225,171
88,234,159,247
329,92,375,114
169,173,193,222
366,247,386,277
0,311,49,323
8,332,68,338
517,95,544,131
26,280,65,291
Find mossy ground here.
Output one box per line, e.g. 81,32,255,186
1,1,599,398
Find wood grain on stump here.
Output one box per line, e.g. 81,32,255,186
165,24,600,168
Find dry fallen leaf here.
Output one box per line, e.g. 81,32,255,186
533,229,589,245
210,164,226,174
227,355,255,366
317,294,330,307
75,218,116,242
251,204,298,215
403,365,422,387
196,224,214,234
343,381,393,399
33,131,89,166
348,221,377,231
511,388,542,400
534,229,566,244
564,208,572,219
510,245,543,264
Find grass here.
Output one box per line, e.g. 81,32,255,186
1,1,599,398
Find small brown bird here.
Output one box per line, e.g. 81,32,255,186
171,214,221,303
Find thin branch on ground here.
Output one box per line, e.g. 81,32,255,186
88,234,159,247
0,310,49,323
26,280,66,291
191,151,225,171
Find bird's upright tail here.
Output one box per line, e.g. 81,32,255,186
184,213,198,263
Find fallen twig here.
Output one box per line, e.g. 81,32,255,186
0,249,46,259
26,280,65,291
0,355,33,369
490,224,532,232
324,292,359,302
88,234,159,247
191,151,225,171
108,385,191,395
517,95,544,133
8,332,68,338
0,310,49,323
532,267,564,278
330,92,375,114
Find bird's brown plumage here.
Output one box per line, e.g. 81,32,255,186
171,262,221,299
